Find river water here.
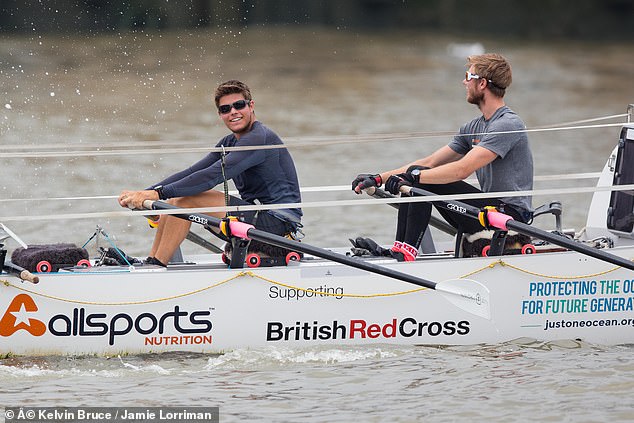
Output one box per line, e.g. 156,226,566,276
1,27,634,421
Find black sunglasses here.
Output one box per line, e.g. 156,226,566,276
218,99,250,114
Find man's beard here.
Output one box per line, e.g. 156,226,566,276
467,90,484,106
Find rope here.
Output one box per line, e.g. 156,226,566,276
0,118,628,159
1,272,242,305
81,226,132,266
0,172,604,204
458,258,623,280
2,253,627,306
2,183,634,223
0,269,426,305
1,113,626,153
538,113,629,128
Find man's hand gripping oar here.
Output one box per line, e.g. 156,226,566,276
141,200,492,320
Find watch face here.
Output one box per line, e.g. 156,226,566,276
411,169,420,176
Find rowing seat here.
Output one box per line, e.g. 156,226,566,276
457,201,563,257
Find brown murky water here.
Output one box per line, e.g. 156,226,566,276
1,28,633,254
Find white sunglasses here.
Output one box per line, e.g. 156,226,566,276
465,71,502,89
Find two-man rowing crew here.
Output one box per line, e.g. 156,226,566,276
114,54,634,324
118,53,532,268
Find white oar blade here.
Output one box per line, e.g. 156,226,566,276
436,278,491,320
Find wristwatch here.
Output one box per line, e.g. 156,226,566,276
410,168,421,183
153,185,166,200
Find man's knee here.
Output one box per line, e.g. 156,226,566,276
172,191,223,208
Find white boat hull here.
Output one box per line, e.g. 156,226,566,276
2,121,634,356
2,246,634,356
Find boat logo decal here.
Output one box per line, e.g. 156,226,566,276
266,318,470,342
189,215,209,225
447,203,467,214
268,285,344,300
0,294,46,337
0,294,213,346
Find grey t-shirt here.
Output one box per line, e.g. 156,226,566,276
448,106,533,215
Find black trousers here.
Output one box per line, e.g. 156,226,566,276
228,195,290,235
395,181,526,248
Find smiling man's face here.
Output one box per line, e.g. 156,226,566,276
218,93,255,137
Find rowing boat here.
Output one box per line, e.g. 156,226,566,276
1,118,633,356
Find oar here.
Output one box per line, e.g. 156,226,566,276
367,187,457,236
142,200,491,319
3,261,39,284
402,186,634,271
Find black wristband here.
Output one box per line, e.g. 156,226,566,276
153,185,166,200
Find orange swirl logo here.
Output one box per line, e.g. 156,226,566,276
0,294,46,336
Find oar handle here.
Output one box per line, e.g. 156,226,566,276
4,261,39,284
364,186,379,197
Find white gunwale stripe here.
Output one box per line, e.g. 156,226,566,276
1,183,633,223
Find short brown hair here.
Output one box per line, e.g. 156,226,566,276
467,54,512,98
214,80,252,108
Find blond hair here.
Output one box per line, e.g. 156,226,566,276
467,53,512,97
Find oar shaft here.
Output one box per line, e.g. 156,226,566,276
505,219,634,270
247,226,437,288
142,200,438,290
402,186,634,271
400,186,482,218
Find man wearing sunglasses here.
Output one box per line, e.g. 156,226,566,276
352,53,533,261
119,80,303,267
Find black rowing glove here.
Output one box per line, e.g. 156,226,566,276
385,172,416,195
352,173,382,193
